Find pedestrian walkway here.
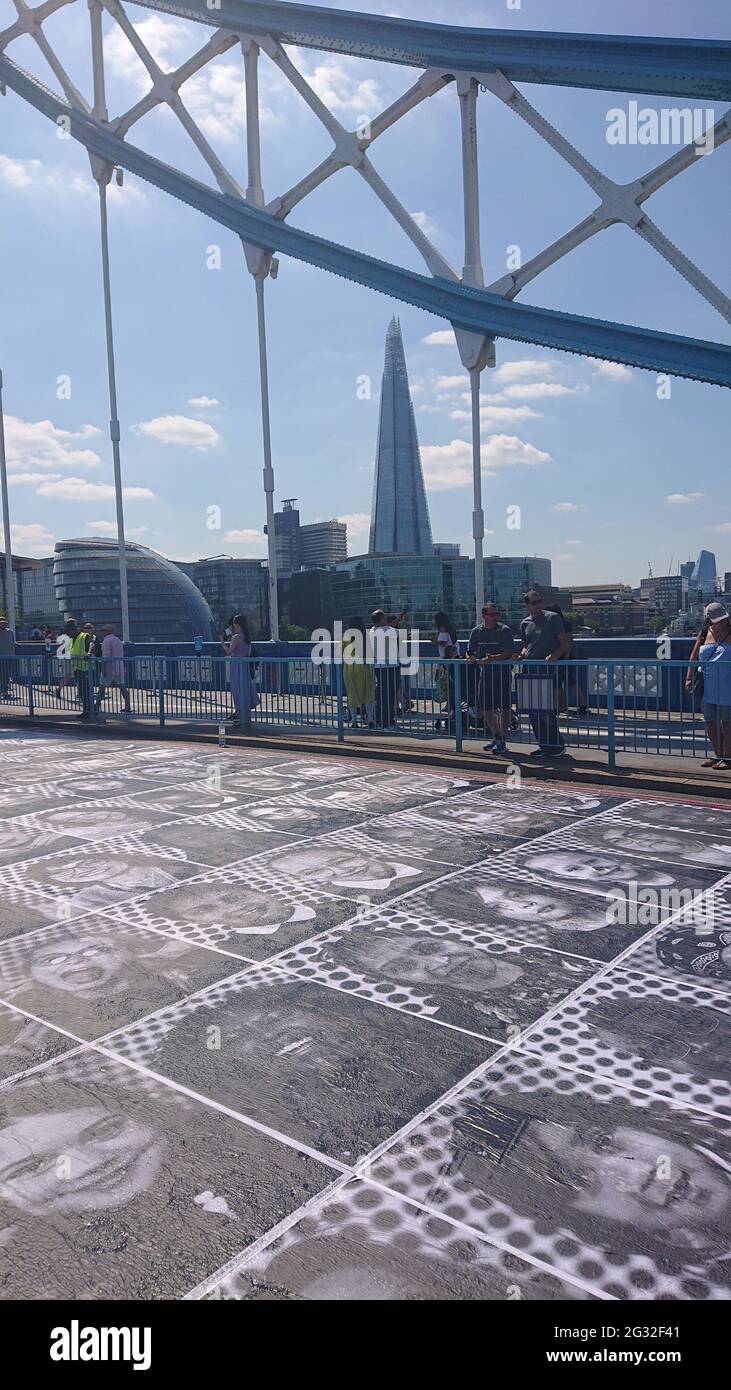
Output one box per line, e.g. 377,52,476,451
0,726,729,1300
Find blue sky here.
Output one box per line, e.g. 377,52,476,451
0,0,729,588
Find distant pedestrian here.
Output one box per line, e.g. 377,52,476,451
467,602,514,752
370,609,398,728
69,619,93,719
519,590,570,757
54,621,74,697
394,609,413,713
94,624,131,715
698,602,731,770
0,615,15,698
343,616,375,727
221,613,258,727
545,604,587,714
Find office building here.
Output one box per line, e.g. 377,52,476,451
369,317,433,556
0,553,60,629
271,498,301,575
299,520,347,568
270,500,348,574
432,543,461,558
690,549,717,593
640,574,688,617
54,538,216,642
329,553,551,633
175,556,269,638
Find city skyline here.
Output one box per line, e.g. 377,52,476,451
0,0,728,588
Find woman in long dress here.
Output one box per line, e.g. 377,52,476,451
342,617,375,727
221,614,258,727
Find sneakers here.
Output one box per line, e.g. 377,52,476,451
484,739,507,754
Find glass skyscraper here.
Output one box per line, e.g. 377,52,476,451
369,317,433,556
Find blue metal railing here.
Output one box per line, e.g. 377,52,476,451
0,654,722,767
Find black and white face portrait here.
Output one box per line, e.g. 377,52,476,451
527,1121,728,1245
374,1061,731,1293
571,823,727,867
265,846,422,894
366,929,524,992
473,883,609,930
587,995,731,1085
526,849,677,889
618,802,731,839
29,934,122,994
0,1105,163,1216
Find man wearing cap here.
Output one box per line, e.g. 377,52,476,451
698,601,731,769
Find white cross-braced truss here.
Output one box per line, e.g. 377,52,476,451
1,0,730,351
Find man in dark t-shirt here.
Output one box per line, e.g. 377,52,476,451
519,591,570,756
467,603,514,753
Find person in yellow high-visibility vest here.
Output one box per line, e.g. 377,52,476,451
68,619,93,719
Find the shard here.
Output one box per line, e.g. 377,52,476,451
369,317,433,555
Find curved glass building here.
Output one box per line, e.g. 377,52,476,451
54,538,216,642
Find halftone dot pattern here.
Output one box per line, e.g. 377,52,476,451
277,906,592,1021
104,965,288,1067
207,1179,597,1302
368,1053,731,1300
622,913,731,995
278,924,441,1018
600,799,731,841
304,770,473,811
551,823,730,871
105,861,353,952
454,785,614,817
520,967,731,1114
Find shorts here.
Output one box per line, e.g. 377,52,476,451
479,668,512,711
703,702,731,722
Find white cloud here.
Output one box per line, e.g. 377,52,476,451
422,330,456,347
0,154,144,204
564,539,582,546
297,54,381,115
338,511,370,540
553,501,582,512
421,435,550,490
554,553,578,563
188,396,220,408
434,375,465,392
667,492,705,504
86,521,149,537
494,359,555,383
593,361,633,382
5,417,102,473
709,522,731,532
104,15,187,82
35,478,155,502
503,382,582,400
482,435,551,469
10,522,55,556
132,415,220,450
411,210,438,238
477,405,541,423
8,471,62,486
223,529,266,550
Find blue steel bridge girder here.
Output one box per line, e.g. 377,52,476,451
1,51,730,390
140,0,731,101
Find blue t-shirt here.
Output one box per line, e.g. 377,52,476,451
699,641,731,705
